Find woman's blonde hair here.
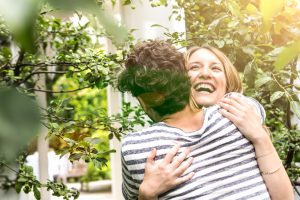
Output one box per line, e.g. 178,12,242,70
185,45,243,93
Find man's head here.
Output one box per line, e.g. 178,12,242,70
118,40,191,122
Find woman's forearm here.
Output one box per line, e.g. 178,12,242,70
253,133,294,200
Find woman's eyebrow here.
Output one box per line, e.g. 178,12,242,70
187,61,201,65
211,61,222,65
187,61,222,66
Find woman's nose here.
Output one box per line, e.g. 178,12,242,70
199,67,211,78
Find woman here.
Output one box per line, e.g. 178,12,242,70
138,45,293,200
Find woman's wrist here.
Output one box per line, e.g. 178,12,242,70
250,127,272,146
139,182,157,200
252,130,276,156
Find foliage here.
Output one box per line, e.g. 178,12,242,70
80,161,110,185
0,155,79,200
169,0,300,184
0,1,146,199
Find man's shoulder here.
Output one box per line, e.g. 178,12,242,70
224,92,266,122
121,123,164,144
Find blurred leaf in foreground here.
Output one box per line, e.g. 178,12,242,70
0,88,41,162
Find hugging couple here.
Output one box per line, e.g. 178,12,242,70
117,40,293,200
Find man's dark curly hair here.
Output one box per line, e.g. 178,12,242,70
118,40,191,121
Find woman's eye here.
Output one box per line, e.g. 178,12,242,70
212,65,222,71
189,65,200,70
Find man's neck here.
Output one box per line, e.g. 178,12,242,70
162,106,204,132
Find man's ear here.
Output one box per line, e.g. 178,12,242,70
145,107,162,122
138,92,165,107
137,96,162,122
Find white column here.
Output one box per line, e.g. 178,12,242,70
35,74,50,200
105,2,124,199
121,0,186,41
107,85,123,200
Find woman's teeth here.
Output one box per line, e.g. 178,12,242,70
195,83,214,93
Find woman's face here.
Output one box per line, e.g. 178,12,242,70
186,48,227,107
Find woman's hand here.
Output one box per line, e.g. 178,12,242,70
217,95,269,144
139,144,194,200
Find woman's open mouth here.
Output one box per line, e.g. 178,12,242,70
194,83,215,93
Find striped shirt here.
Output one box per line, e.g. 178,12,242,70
121,93,271,200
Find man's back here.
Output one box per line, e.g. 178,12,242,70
121,95,270,200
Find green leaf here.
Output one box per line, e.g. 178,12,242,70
227,1,240,17
255,76,272,88
0,0,39,53
101,149,116,154
290,101,300,120
59,149,70,159
122,0,131,5
0,88,41,162
246,3,259,14
214,40,225,48
242,46,255,56
208,15,227,30
151,24,169,32
23,185,30,193
227,21,239,28
15,182,23,193
64,138,75,145
33,186,41,200
243,61,256,87
274,40,300,70
69,153,83,160
17,177,28,183
92,158,102,168
96,157,108,165
270,91,284,103
294,84,300,91
260,0,284,31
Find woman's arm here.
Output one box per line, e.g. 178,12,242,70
218,95,294,200
139,144,194,200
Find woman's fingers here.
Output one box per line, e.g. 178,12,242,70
228,95,251,108
146,148,157,165
175,171,195,185
219,108,239,123
171,147,190,168
163,143,180,164
219,97,245,113
174,157,194,175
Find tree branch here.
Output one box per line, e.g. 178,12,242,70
19,67,89,86
27,84,94,93
14,61,91,68
285,61,296,169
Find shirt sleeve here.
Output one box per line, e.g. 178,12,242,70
224,92,266,123
121,145,139,200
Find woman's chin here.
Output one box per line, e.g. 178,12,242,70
194,93,220,107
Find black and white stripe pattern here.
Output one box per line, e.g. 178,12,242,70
121,94,270,200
